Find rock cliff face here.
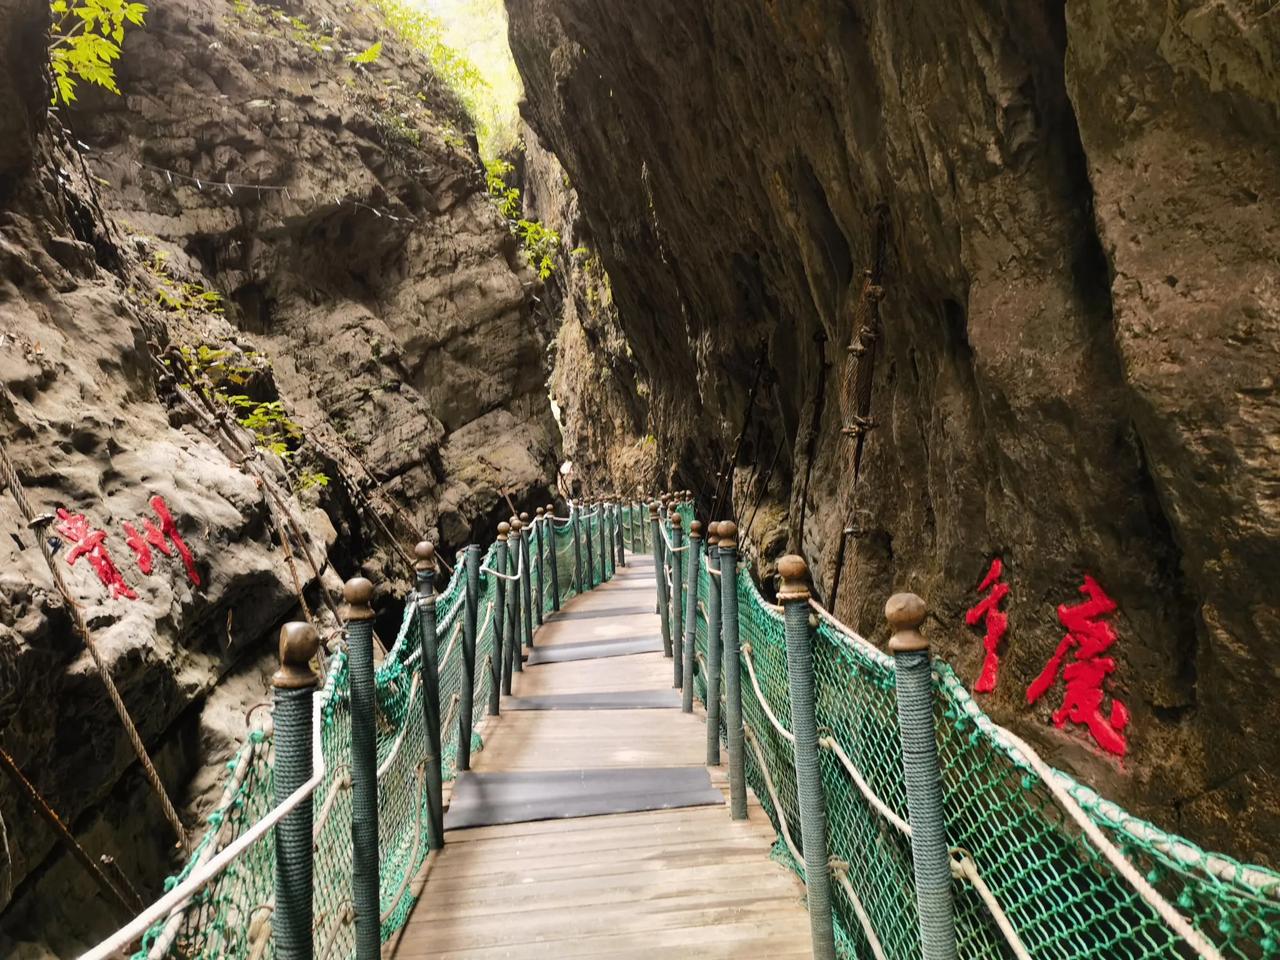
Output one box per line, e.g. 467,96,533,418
506,0,1280,864
0,0,559,952
521,128,659,493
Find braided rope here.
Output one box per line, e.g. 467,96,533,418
741,644,795,743
0,442,186,843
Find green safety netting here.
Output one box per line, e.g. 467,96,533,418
134,508,612,959
676,512,1280,960
129,498,1279,960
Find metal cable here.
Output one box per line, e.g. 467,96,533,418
0,442,186,843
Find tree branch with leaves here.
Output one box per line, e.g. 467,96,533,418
48,0,148,105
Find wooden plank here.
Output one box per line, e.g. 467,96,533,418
391,558,811,960
472,710,709,769
510,652,674,695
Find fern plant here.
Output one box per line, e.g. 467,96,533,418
48,0,148,105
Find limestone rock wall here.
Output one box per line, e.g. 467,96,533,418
0,0,561,952
521,127,659,495
507,0,1280,864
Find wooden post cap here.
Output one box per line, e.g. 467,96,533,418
497,521,510,541
545,502,554,513
707,521,720,546
671,512,683,529
341,578,375,621
649,502,660,518
273,622,320,689
510,516,522,536
886,593,929,653
690,520,703,539
718,521,738,549
520,511,530,523
414,541,437,573
777,554,811,602
536,507,545,518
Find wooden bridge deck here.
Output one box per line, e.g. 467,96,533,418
388,554,812,959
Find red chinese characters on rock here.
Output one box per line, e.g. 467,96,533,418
965,558,1009,694
122,495,201,587
1026,575,1130,758
55,508,138,601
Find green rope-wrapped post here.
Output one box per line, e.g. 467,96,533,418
546,503,561,612
459,544,481,771
414,542,445,851
342,577,380,960
603,498,613,575
652,501,662,616
779,555,837,960
534,507,546,626
271,621,319,960
633,499,643,552
584,500,596,588
888,593,957,960
719,521,747,820
491,522,509,713
601,499,611,583
572,501,584,595
670,511,685,691
651,502,672,654
704,523,723,766
519,512,534,650
615,499,626,567
508,517,524,683
682,520,702,713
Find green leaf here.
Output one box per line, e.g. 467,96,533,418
47,0,146,105
348,40,382,64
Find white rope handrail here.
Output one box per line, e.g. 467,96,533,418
807,598,893,667
659,520,690,553
317,903,354,960
818,735,909,835
951,850,1032,960
379,763,427,923
439,691,462,737
83,694,327,960
245,903,272,960
434,588,465,635
376,673,421,779
404,612,465,672
312,767,351,842
742,721,801,863
481,548,524,582
989,724,1224,959
809,599,1225,958
829,860,888,960
144,723,272,959
741,643,795,743
457,603,495,684
1051,775,1278,900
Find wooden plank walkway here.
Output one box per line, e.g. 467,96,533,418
389,554,812,959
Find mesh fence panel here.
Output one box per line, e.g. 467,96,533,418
135,517,599,960
131,503,1280,960
694,561,1280,960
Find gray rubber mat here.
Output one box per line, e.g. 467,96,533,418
444,767,724,829
506,690,681,711
548,604,657,621
526,634,663,664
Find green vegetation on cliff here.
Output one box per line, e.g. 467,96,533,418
48,0,148,104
